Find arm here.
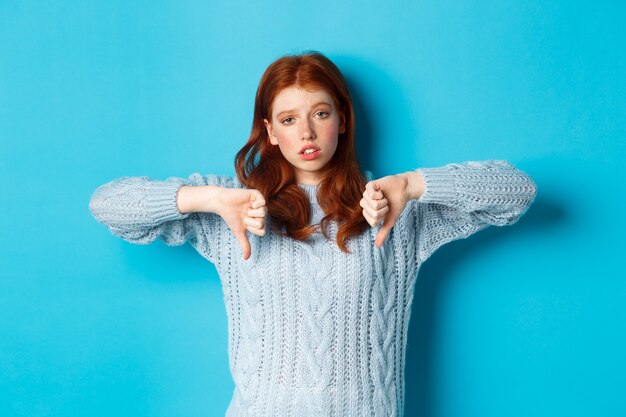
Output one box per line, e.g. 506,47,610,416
176,184,224,214
412,159,537,224
409,159,537,262
361,160,537,262
88,173,236,265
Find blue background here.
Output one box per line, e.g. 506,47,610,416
1,1,625,416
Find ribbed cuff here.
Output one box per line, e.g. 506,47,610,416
415,166,457,204
145,181,190,222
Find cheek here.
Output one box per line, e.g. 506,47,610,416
320,124,340,143
269,126,286,144
272,130,299,155
274,132,293,149
324,124,338,135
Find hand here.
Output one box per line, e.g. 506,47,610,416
360,174,411,248
215,188,267,260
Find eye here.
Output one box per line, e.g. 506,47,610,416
281,117,295,125
315,111,330,118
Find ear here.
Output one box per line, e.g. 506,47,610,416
339,112,346,134
264,119,278,145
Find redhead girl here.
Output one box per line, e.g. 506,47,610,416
89,51,537,417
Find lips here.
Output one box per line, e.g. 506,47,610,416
299,145,321,154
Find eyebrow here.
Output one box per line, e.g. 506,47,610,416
275,101,332,118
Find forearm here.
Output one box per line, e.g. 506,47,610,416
413,160,537,225
177,185,223,214
398,171,426,200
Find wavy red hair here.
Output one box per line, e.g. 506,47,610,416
235,51,369,253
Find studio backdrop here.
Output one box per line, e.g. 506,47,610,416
1,1,624,416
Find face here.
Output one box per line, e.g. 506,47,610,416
264,86,346,186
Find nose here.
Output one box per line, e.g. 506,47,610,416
300,117,316,140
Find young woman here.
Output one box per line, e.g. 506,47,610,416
89,51,537,417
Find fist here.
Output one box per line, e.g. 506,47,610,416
360,174,411,248
216,188,267,260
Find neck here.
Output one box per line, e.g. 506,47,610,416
298,183,324,225
295,170,327,186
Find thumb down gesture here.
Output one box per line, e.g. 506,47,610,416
360,174,412,248
216,188,267,260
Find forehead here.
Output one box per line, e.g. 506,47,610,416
271,86,335,114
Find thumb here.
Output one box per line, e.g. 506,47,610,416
249,190,264,209
375,214,397,248
234,229,251,260
366,181,382,198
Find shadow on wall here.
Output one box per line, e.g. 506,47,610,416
337,52,564,416
405,197,563,416
333,54,421,177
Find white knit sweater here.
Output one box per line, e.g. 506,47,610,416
89,160,537,417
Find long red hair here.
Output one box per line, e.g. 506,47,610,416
234,51,369,253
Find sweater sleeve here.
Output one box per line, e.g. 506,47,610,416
88,173,236,266
411,159,537,263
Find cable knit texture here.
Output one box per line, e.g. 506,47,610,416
89,160,537,417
